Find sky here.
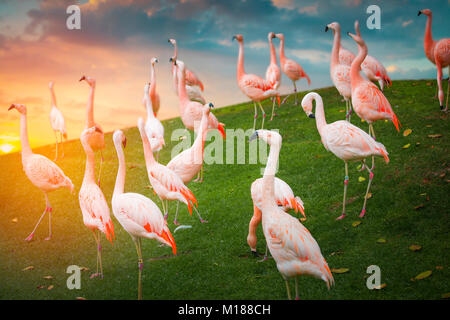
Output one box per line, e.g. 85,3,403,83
0,0,448,153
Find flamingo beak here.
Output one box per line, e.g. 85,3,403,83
94,126,103,134
308,113,315,119
417,10,422,16
232,35,237,41
325,26,329,32
249,131,258,142
155,58,159,63
79,75,86,82
209,103,214,108
8,104,15,111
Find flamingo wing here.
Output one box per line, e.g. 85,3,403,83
25,154,70,190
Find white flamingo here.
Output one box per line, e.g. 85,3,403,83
48,81,67,160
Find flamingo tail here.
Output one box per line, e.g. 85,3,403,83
218,122,226,140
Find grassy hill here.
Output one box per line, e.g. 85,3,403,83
0,79,448,300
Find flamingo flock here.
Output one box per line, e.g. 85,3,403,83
6,8,447,300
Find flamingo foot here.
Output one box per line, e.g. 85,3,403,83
199,218,208,223
358,164,366,172
359,209,366,218
173,219,180,226
193,177,203,183
90,273,103,279
257,256,269,263
25,233,35,241
44,236,52,241
164,213,168,221
295,297,300,300
336,214,346,221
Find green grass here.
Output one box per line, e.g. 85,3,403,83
0,79,448,300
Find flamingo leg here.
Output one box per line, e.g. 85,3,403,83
284,278,292,300
348,99,353,122
252,102,258,131
295,276,300,300
345,99,349,122
360,161,374,218
336,162,349,220
258,102,266,129
194,164,204,182
54,131,58,161
270,97,276,121
90,230,103,279
134,238,144,300
97,151,104,186
44,206,52,241
161,198,167,220
257,243,270,262
173,201,180,226
369,124,376,170
436,63,444,110
26,193,51,241
293,81,298,105
445,66,449,112
193,205,208,223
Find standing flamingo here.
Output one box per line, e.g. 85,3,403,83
79,76,105,185
8,104,74,241
248,177,305,260
167,103,212,224
148,57,161,116
168,39,206,104
232,34,279,130
137,117,203,224
418,9,450,111
276,33,311,106
143,83,165,160
249,129,334,299
79,126,115,279
265,32,282,120
111,130,176,300
48,81,67,160
325,22,353,122
348,24,400,170
301,92,389,220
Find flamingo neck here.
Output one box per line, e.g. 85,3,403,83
82,143,96,184
177,66,189,104
141,129,156,167
237,40,246,80
144,94,155,120
311,95,328,137
150,64,156,97
49,87,57,108
261,140,280,208
424,14,435,62
192,113,208,160
331,28,341,66
278,38,286,64
350,42,366,86
86,86,95,128
113,142,126,196
19,113,32,157
269,37,277,65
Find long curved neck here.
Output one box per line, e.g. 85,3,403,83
177,66,189,104
113,142,126,196
49,87,57,108
278,37,286,63
150,64,156,97
268,37,277,65
144,92,155,119
350,42,366,85
86,85,95,128
192,112,208,158
82,142,96,184
331,28,341,66
173,43,178,60
141,129,156,167
424,14,435,60
19,113,32,157
312,96,327,137
236,40,246,80
262,141,281,207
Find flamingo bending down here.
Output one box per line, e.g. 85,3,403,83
48,81,67,160
249,129,334,300
276,33,311,106
111,130,176,300
137,118,203,224
8,104,74,241
418,9,450,111
248,177,305,260
301,92,389,220
79,126,115,279
265,32,282,120
169,39,206,104
143,83,165,160
348,24,400,170
232,34,279,130
325,22,353,122
167,103,212,224
148,57,161,116
79,76,105,185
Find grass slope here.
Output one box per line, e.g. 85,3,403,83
0,80,448,300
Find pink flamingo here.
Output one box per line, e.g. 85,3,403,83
348,24,400,170
48,81,67,160
418,9,450,111
111,129,176,300
8,104,74,241
172,59,225,138
143,83,165,160
339,46,355,67
168,38,206,104
79,76,105,185
248,177,305,260
325,22,353,122
166,103,212,224
276,33,311,106
249,129,334,300
148,57,161,116
78,126,115,279
232,34,279,130
301,92,389,220
137,117,204,225
265,32,282,120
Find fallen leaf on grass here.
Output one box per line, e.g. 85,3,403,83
352,221,362,227
415,270,432,280
12,218,18,223
332,268,350,274
36,285,45,289
330,250,344,256
80,267,89,272
76,297,87,300
436,266,444,270
338,109,345,113
428,134,443,138
442,293,450,299
22,266,34,271
426,124,432,127
358,176,366,182
409,245,422,252
47,285,54,290
299,217,307,222
402,143,411,149
377,238,387,244
373,283,387,290
43,276,53,280
403,129,412,136
365,192,372,199
414,204,425,210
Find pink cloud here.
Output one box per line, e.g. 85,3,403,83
298,4,318,15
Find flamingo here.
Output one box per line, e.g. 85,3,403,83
143,82,165,160
79,76,105,185
167,103,212,224
348,23,400,170
276,33,311,106
172,59,225,138
325,22,353,122
248,177,305,260
8,104,74,241
339,46,355,67
301,92,389,220
265,32,282,121
418,9,450,111
48,81,67,160
111,129,176,300
148,57,161,116
78,126,115,279
168,38,206,104
232,34,279,130
137,117,203,225
249,129,334,300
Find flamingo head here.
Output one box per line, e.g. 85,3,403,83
274,33,284,40
113,130,126,149
347,31,365,48
8,104,26,115
202,102,213,115
80,126,102,150
301,92,319,119
169,56,176,65
151,57,158,65
79,75,95,88
325,22,339,33
418,9,431,16
168,38,176,46
249,129,282,148
232,34,243,42
268,32,276,40
175,59,185,72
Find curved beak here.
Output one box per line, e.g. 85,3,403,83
325,26,329,32
155,58,159,63
417,10,422,16
232,35,237,41
249,131,258,142
79,75,86,82
122,137,127,149
8,104,15,111
208,103,214,108
308,113,315,119
271,33,276,39
168,39,171,43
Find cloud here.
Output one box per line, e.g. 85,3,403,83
270,0,295,10
298,4,318,15
289,49,330,64
386,65,399,73
248,40,267,50
402,20,413,27
344,0,362,6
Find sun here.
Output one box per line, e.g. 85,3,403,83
0,143,15,154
